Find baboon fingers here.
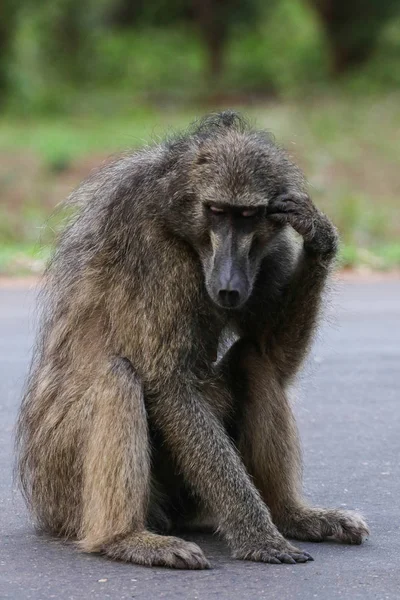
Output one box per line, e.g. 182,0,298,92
277,507,370,545
234,537,314,565
326,510,370,545
100,532,210,570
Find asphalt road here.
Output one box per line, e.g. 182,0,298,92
1,281,399,600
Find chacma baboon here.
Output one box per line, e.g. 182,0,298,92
16,111,369,569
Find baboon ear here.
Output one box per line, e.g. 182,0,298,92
195,141,213,166
197,153,211,166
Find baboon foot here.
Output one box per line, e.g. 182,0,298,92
278,507,370,545
99,532,210,569
233,535,313,564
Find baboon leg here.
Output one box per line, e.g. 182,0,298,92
79,357,209,569
177,505,217,534
222,340,369,545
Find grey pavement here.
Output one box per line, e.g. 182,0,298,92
0,281,399,599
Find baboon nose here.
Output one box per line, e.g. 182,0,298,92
217,289,241,308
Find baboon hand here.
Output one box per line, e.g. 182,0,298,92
267,192,338,257
278,507,369,544
233,533,314,565
103,534,211,570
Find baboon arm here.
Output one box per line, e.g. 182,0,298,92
239,247,333,384
253,195,338,383
263,249,332,382
148,379,278,551
222,339,304,513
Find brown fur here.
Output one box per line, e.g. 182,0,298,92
16,112,369,569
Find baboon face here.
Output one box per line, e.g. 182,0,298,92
199,202,277,309
183,135,284,310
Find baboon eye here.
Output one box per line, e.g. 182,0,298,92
208,205,226,215
241,208,259,218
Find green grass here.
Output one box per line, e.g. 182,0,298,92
1,95,399,275
0,243,51,276
1,241,399,276
0,107,193,165
340,244,400,270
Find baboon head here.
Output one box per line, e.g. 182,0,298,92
198,197,277,310
165,112,304,310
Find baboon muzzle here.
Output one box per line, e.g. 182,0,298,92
211,233,251,309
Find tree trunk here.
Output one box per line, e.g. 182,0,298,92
309,0,396,77
0,0,18,101
193,0,227,87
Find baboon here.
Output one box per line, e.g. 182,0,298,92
16,111,369,569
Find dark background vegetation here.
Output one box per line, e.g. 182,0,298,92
1,0,400,274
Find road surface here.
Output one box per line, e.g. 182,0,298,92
1,281,399,599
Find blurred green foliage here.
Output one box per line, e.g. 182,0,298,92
0,0,400,273
308,0,400,75
1,0,400,113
